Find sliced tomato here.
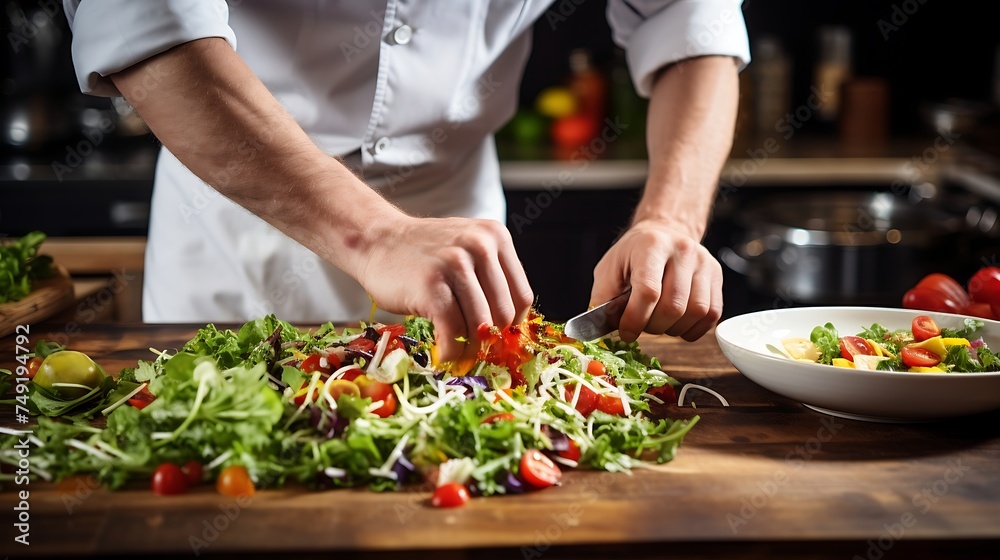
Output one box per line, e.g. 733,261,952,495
152,463,187,496
586,360,607,377
564,383,598,417
340,366,362,382
128,385,156,410
839,336,875,362
377,323,407,339
519,449,562,488
901,346,942,368
347,337,376,353
301,353,334,375
596,392,626,416
181,461,203,485
911,315,941,342
647,383,677,404
431,482,470,508
481,412,516,424
557,439,582,463
217,465,255,497
354,375,396,417
293,380,325,406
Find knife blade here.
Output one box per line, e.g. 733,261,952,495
563,288,631,341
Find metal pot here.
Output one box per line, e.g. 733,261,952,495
719,191,965,306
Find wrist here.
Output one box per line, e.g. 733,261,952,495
632,190,710,241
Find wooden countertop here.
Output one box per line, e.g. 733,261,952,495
2,323,999,559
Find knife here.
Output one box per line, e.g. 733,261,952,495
563,288,631,341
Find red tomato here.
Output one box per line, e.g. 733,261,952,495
968,267,1000,305
431,482,470,508
647,384,677,404
128,385,156,410
181,461,204,485
962,302,995,320
217,465,255,497
340,366,362,382
300,353,333,375
151,463,187,496
519,449,562,488
26,357,43,379
481,412,516,424
596,393,626,416
551,114,598,149
564,383,598,417
903,273,971,314
377,323,407,339
477,323,535,380
901,346,942,368
347,337,376,353
557,439,582,463
586,360,607,377
911,315,941,342
839,336,875,362
354,375,396,417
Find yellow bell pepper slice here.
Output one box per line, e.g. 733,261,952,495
908,366,947,373
832,358,855,369
942,338,971,347
909,336,947,358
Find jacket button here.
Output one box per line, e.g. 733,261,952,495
373,137,391,154
392,25,413,45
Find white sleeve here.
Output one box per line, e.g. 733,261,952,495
62,0,237,96
607,0,750,97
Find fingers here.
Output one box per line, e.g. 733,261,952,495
496,230,534,325
679,260,724,341
646,249,696,335
617,249,668,342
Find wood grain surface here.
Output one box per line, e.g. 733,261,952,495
0,267,74,338
1,323,999,559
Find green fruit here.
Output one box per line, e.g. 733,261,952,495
33,351,106,398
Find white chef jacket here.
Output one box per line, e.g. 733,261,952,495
63,0,750,324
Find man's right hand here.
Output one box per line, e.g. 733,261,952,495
356,214,534,364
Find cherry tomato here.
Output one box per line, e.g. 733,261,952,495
431,482,470,508
564,383,598,417
557,439,582,463
911,315,941,342
839,336,875,362
217,465,255,497
293,380,325,406
647,384,677,404
300,354,333,375
354,375,396,417
596,393,626,416
340,366,362,382
551,114,598,149
347,337,376,353
902,273,971,315
151,463,187,496
519,449,562,488
481,412,516,424
128,385,156,410
377,323,407,340
26,357,43,379
968,267,1000,305
181,461,204,485
586,360,607,377
901,346,942,368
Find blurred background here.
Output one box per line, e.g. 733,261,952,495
2,0,999,323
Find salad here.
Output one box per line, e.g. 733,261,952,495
778,314,999,373
1,312,698,506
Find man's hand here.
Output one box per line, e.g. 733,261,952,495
358,215,534,363
591,55,739,342
591,218,722,342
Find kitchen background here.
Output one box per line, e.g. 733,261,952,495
1,0,999,323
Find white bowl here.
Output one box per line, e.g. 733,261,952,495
715,307,1000,422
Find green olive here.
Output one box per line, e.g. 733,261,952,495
33,351,107,398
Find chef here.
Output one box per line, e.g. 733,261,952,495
62,0,749,363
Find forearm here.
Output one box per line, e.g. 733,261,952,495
636,55,740,239
109,38,399,278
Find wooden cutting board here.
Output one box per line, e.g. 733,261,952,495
0,265,73,337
